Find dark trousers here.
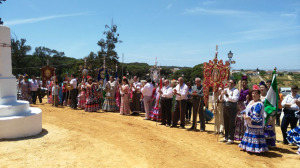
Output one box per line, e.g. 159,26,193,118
281,109,298,144
62,91,69,106
192,98,205,129
36,88,43,103
276,108,282,126
31,91,37,104
186,101,193,120
172,100,187,127
161,98,172,125
223,102,237,141
131,92,141,112
70,89,78,109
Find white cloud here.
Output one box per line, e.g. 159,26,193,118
281,13,297,18
166,3,173,10
202,0,216,6
235,44,300,69
5,12,91,26
183,7,249,15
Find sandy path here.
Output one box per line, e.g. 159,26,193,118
0,101,299,168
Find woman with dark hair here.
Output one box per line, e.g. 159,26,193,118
259,81,268,102
234,75,249,141
238,85,269,153
119,78,130,115
85,78,100,112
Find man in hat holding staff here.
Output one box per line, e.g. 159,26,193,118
188,77,205,131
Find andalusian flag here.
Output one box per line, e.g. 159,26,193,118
102,69,108,98
264,70,278,123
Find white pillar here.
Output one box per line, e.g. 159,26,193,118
0,25,17,105
0,25,13,78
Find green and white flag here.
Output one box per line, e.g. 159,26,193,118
264,70,278,123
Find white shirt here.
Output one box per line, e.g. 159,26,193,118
281,93,300,111
175,83,188,100
223,87,240,103
132,81,141,92
161,85,173,99
141,82,153,97
30,79,39,91
70,78,77,89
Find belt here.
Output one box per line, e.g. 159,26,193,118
161,97,172,100
284,108,297,114
223,102,237,106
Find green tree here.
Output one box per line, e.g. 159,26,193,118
259,70,266,77
11,38,31,75
97,23,122,68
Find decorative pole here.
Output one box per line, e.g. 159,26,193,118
215,45,218,58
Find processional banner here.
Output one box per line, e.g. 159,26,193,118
203,46,230,107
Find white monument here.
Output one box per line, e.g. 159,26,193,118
0,25,42,139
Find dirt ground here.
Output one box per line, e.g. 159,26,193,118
1,99,299,168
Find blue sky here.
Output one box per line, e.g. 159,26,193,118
1,0,300,70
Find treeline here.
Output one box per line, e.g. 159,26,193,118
10,23,204,83
10,38,203,83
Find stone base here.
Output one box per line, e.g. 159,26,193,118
0,107,42,139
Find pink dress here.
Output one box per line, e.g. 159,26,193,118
77,84,86,109
120,84,130,115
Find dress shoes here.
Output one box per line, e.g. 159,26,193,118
160,123,166,125
226,140,234,145
179,125,185,129
187,126,196,131
170,125,177,128
219,138,228,143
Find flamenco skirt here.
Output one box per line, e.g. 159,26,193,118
19,92,32,104
238,127,269,153
287,126,300,155
150,107,161,121
77,92,86,109
102,96,119,112
234,102,246,141
85,98,100,112
264,125,276,147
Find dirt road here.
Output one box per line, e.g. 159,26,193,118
0,101,299,168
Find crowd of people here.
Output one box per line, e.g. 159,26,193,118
17,73,300,155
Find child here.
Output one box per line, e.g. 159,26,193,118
52,81,60,107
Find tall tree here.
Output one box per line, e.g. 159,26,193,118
97,22,122,69
11,38,31,75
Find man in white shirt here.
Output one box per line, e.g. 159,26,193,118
141,78,153,120
220,79,240,144
70,74,78,109
159,79,173,126
171,77,189,129
281,85,300,144
131,76,142,115
30,75,39,104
